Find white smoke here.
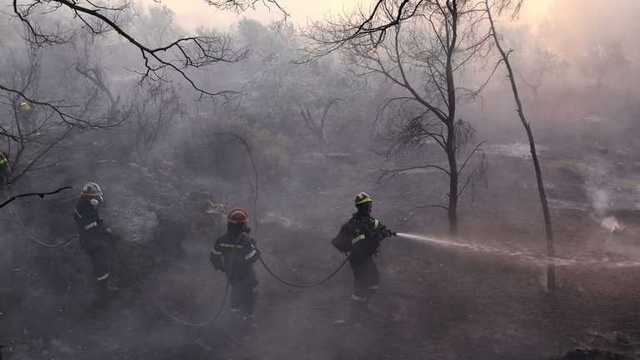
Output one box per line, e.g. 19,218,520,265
585,159,625,235
590,188,610,217
601,216,625,234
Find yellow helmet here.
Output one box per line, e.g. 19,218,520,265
355,192,373,206
18,101,32,112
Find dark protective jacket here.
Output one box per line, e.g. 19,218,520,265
0,152,8,168
74,197,104,235
0,153,10,182
211,231,259,284
332,213,393,264
74,197,112,281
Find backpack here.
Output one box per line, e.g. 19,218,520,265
331,223,353,253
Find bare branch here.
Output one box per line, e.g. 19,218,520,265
0,83,112,128
13,0,252,97
205,0,288,17
378,164,450,183
0,186,72,209
398,203,449,225
458,140,486,174
9,126,74,184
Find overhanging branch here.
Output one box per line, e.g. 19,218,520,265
12,0,257,97
0,186,72,209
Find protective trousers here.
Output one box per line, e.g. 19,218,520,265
80,233,112,285
350,256,379,300
230,280,257,316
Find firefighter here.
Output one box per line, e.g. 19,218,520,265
17,100,35,134
73,182,115,303
332,192,395,303
0,152,10,189
210,208,260,319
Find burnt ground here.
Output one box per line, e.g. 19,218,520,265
3,212,640,360
3,146,640,359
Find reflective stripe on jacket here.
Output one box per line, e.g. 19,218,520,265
213,231,259,281
338,213,390,263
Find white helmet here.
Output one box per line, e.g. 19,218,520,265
81,182,104,204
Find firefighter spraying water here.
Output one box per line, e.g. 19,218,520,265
332,192,396,303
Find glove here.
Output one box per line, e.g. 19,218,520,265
381,227,396,238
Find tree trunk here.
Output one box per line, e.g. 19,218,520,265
486,1,556,291
445,9,459,237
448,163,459,236
524,121,556,291
447,121,459,236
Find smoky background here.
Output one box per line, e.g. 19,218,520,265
1,1,640,359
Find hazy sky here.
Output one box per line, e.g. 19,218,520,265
141,0,554,31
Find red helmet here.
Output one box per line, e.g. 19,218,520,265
227,208,249,224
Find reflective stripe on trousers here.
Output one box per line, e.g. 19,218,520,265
96,272,110,281
84,221,98,230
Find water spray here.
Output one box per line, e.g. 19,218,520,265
394,233,640,269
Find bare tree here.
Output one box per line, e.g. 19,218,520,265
73,31,125,121
10,0,286,97
206,0,288,16
130,83,183,160
516,46,559,103
71,31,182,163
1,0,285,206
308,0,499,235
484,0,556,291
0,43,111,185
0,38,119,141
298,98,341,151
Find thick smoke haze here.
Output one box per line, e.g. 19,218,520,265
1,1,640,359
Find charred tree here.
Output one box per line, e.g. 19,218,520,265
308,1,497,236
298,98,341,152
485,0,556,291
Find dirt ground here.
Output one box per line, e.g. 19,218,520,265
2,211,640,360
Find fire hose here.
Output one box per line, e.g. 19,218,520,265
156,245,353,327
154,278,230,328
257,252,351,288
